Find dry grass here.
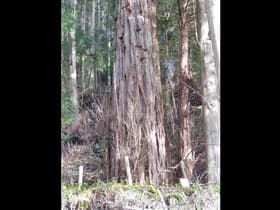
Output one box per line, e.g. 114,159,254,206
61,181,220,210
61,90,219,209
61,92,109,185
62,142,103,185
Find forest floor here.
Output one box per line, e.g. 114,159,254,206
61,141,220,210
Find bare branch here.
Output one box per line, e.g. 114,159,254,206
168,149,195,169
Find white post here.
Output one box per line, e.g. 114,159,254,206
124,156,132,185
180,178,190,188
78,166,83,188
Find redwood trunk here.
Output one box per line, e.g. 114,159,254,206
177,0,196,183
110,0,167,186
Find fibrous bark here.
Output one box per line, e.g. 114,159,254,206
110,0,168,186
177,0,197,184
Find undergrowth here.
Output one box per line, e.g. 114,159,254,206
62,180,220,210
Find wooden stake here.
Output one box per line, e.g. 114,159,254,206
78,166,83,188
179,178,190,188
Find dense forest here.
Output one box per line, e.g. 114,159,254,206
61,0,220,209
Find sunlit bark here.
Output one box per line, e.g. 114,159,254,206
199,0,220,184
110,0,168,185
70,0,79,125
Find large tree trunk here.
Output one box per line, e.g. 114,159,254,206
199,0,220,184
177,0,196,184
70,0,79,126
110,0,167,186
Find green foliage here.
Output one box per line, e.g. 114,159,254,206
76,29,94,57
148,185,157,195
175,183,182,190
172,192,183,201
189,42,201,83
61,87,73,124
61,132,71,142
81,182,89,190
212,184,220,193
61,2,74,66
61,4,75,39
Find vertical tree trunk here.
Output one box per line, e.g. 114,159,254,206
199,0,220,184
81,0,87,91
192,0,200,45
61,24,64,81
107,36,111,86
94,0,101,90
111,0,167,186
205,0,220,91
81,54,85,90
104,2,111,87
70,0,79,125
88,0,96,89
100,0,106,33
177,0,196,183
81,0,87,32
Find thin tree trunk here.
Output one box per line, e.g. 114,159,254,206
89,0,96,89
82,0,87,32
61,25,64,81
162,22,173,178
81,54,85,90
95,0,100,90
104,2,111,87
95,0,99,91
81,0,87,91
107,36,111,86
100,0,106,32
111,0,168,186
192,0,200,46
177,0,196,183
70,0,79,126
199,0,220,184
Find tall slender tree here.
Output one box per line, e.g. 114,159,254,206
109,0,168,185
199,0,220,184
205,0,220,86
70,0,79,126
88,0,96,89
80,0,87,91
176,0,197,183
